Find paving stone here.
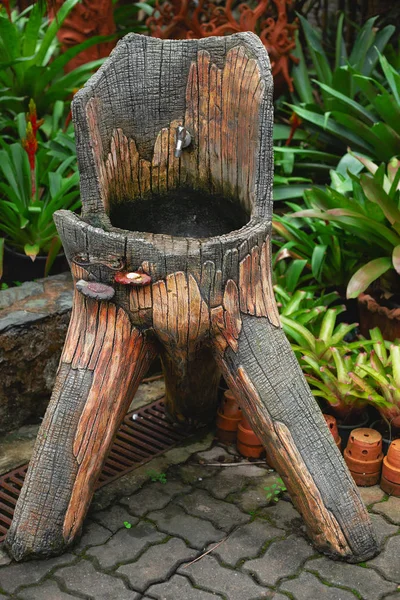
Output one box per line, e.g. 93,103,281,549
91,504,139,533
0,547,11,567
358,486,385,506
306,556,397,599
176,489,250,531
259,499,303,531
280,571,357,600
230,485,273,513
201,465,268,499
16,579,80,600
148,503,224,549
196,445,236,464
117,537,197,592
176,463,217,484
372,497,400,525
56,559,138,599
243,534,314,585
87,521,165,568
369,513,399,548
179,554,269,600
211,518,284,566
72,520,112,552
0,553,76,593
120,480,190,517
146,574,222,599
368,535,400,582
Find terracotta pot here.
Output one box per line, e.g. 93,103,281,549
336,411,369,449
237,416,265,458
358,292,400,342
323,414,342,451
216,390,242,443
344,428,383,486
381,439,400,496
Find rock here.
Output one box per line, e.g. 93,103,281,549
0,273,73,434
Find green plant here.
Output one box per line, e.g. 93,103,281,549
0,102,80,276
289,15,398,163
123,521,132,529
272,202,360,292
272,122,339,201
294,156,400,298
350,328,400,429
147,470,167,484
0,1,109,117
264,477,287,503
274,287,339,328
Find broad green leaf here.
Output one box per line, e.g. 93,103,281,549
34,0,80,67
0,237,3,279
377,50,400,105
311,244,326,282
316,81,376,123
347,257,392,298
363,25,395,76
393,245,400,275
297,14,332,85
24,243,40,261
360,174,400,234
22,3,43,59
291,29,313,104
348,17,377,71
335,13,347,71
44,236,62,276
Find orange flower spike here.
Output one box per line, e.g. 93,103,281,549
285,112,302,146
27,99,44,136
22,122,38,171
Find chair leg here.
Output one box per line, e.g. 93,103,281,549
213,313,378,562
6,291,157,561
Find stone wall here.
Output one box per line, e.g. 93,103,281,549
0,274,73,434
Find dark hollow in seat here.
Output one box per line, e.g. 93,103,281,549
109,188,250,237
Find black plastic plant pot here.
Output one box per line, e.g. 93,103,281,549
2,245,68,284
371,419,400,455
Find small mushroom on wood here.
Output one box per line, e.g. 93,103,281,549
76,279,115,301
115,271,152,286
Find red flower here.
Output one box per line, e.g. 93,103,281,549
22,122,37,171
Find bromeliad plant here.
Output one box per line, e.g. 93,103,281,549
350,328,400,429
0,0,109,118
0,101,80,277
272,202,360,293
294,156,400,299
289,15,398,163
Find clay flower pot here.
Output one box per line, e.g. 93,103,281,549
381,439,400,497
344,428,383,486
237,416,265,458
358,292,400,342
216,390,242,443
323,414,342,451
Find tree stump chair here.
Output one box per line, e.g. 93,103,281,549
6,32,378,563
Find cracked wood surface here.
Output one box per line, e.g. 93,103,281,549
6,32,378,564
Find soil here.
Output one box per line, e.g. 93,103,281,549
110,188,249,238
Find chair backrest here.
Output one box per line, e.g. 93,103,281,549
72,32,274,223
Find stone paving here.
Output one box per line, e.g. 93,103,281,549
1,441,400,600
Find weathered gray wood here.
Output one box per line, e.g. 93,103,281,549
6,32,378,563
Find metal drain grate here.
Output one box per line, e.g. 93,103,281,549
0,398,191,543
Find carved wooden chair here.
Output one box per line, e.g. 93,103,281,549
6,33,377,563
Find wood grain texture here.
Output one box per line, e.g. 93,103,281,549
5,290,157,560
214,314,378,562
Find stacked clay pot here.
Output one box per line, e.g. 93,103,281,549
381,439,400,496
237,415,265,458
344,428,383,486
323,414,342,451
216,390,242,443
